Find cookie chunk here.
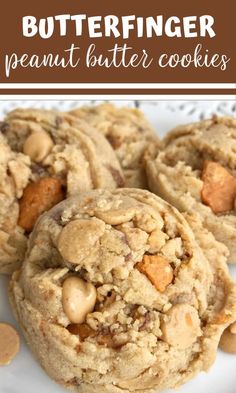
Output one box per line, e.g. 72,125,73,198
0,109,124,274
146,116,236,262
70,103,159,188
10,189,236,393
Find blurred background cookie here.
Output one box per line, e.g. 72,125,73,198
70,103,160,188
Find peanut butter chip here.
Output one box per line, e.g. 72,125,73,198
23,131,54,163
62,276,97,324
161,304,201,349
58,219,105,264
219,322,236,354
0,323,20,366
201,160,236,214
137,255,173,292
18,177,65,232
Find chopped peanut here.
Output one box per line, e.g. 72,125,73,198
23,131,53,163
137,255,173,292
18,177,65,232
201,160,236,214
62,277,97,324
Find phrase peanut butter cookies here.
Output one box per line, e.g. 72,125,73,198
10,189,236,393
0,109,124,274
146,116,236,262
70,103,159,188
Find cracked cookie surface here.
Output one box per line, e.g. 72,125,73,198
146,116,236,262
10,188,236,393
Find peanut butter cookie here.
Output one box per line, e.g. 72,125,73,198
70,103,159,188
10,189,236,393
0,109,124,274
0,133,31,274
146,116,236,262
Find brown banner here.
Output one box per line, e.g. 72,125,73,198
0,0,235,94
0,89,235,96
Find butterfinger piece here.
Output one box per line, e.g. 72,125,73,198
137,255,173,292
0,323,20,366
18,177,65,232
201,160,236,214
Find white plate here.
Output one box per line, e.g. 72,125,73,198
0,100,236,393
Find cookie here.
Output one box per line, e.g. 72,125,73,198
0,133,31,274
70,103,159,188
10,189,236,393
146,116,236,262
0,109,124,274
3,108,125,192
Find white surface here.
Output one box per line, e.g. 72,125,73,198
0,100,236,393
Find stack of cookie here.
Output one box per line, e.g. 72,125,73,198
1,104,236,393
